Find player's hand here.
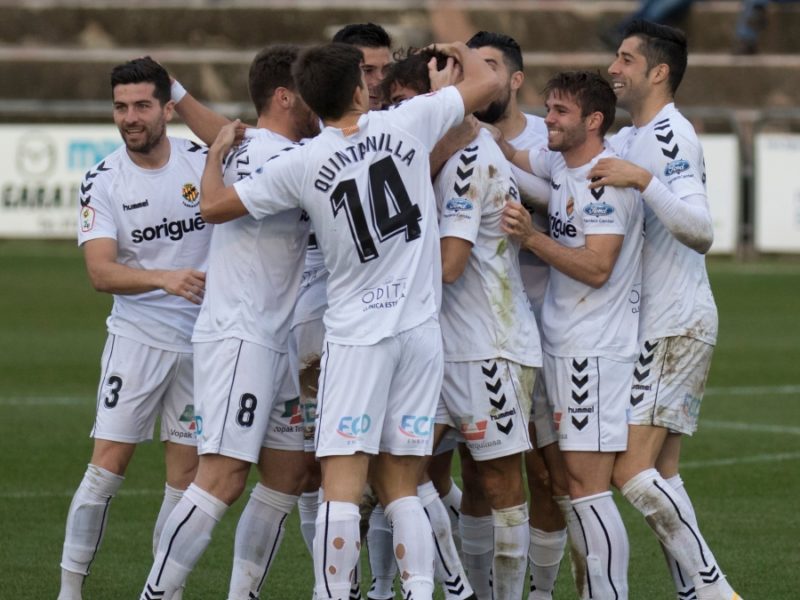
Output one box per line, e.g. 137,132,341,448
161,269,206,304
588,157,652,192
502,200,537,245
429,56,462,90
479,121,502,144
210,119,241,158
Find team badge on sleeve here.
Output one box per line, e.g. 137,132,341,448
181,183,200,207
80,206,95,232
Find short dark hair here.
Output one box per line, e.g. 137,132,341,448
379,47,449,104
248,44,299,115
543,71,617,137
110,56,170,105
466,30,523,73
332,22,392,48
293,43,364,120
622,20,688,95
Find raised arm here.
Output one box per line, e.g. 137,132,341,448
200,120,249,224
83,237,206,304
436,42,502,117
172,80,232,146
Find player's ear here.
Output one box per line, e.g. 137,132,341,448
163,99,175,122
510,70,524,92
651,63,670,86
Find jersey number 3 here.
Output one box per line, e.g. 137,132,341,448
331,156,422,263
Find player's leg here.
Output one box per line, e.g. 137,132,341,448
312,337,395,600
141,339,279,599
420,426,474,600
459,448,493,600
551,354,631,600
228,362,308,600
526,372,568,600
429,442,464,552
617,337,741,600
369,320,444,600
59,336,169,600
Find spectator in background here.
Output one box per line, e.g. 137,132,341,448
601,0,696,50
734,0,800,54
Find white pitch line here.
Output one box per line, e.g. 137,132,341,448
681,452,800,469
0,396,87,406
702,420,800,436
704,384,800,397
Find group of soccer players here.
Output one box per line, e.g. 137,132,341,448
58,16,744,600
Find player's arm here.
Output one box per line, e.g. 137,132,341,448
512,165,550,214
83,238,206,304
200,120,249,224
171,80,232,146
430,116,480,179
436,42,501,116
502,202,622,288
588,157,713,253
441,237,473,283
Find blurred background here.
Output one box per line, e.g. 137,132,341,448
2,0,800,255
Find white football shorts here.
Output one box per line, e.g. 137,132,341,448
193,338,299,462
91,334,196,446
438,359,535,461
315,319,443,458
544,353,633,452
628,336,714,435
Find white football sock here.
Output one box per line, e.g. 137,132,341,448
313,501,361,600
418,481,473,599
528,526,567,600
140,483,228,600
491,504,529,600
58,464,124,600
570,491,629,600
621,469,733,600
459,513,493,600
661,475,698,600
439,479,463,551
153,484,184,557
367,504,396,599
384,495,436,600
299,490,321,555
227,483,298,600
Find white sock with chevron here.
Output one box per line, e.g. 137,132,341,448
491,504,530,600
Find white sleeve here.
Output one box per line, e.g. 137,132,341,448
234,147,305,219
641,177,713,252
582,185,631,236
77,167,116,245
527,146,554,180
439,169,482,244
511,165,551,208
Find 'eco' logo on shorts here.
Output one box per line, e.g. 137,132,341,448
337,415,371,439
399,415,431,439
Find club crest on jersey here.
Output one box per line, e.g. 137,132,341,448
583,202,614,217
181,183,200,207
664,159,690,177
80,206,95,232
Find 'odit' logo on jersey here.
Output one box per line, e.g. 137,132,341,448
181,183,200,207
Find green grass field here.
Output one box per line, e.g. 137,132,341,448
1,240,798,599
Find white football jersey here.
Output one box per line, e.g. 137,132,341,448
509,113,550,318
608,103,718,344
435,129,542,367
77,137,212,352
529,147,643,361
235,86,465,346
192,128,308,351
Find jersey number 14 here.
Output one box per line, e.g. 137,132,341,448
330,156,422,263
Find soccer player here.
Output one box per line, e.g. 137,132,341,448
333,22,393,110
588,20,743,600
58,57,211,600
138,45,320,600
501,71,644,599
295,23,395,600
465,31,569,600
197,40,500,600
